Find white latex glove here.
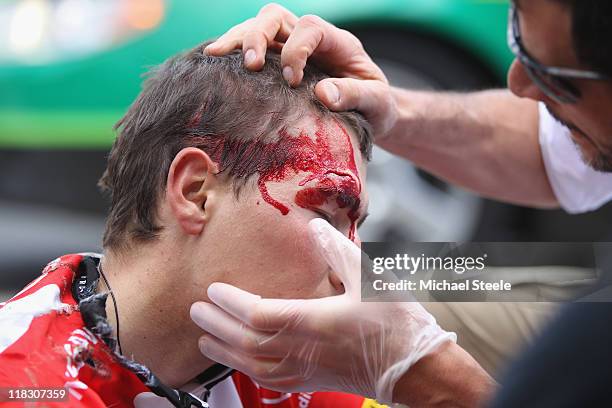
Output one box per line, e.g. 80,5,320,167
190,219,456,404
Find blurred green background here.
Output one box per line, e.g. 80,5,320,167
0,0,512,147
1,0,611,296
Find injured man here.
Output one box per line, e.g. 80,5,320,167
0,42,381,407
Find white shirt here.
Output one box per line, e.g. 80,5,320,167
538,103,612,213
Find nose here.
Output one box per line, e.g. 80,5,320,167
507,59,547,102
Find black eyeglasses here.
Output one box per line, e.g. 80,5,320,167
508,2,609,104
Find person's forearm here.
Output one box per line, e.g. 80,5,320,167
378,88,558,208
393,341,497,408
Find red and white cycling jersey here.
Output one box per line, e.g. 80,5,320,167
0,254,384,408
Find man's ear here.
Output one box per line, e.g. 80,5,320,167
166,147,219,235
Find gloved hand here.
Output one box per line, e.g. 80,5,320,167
190,218,456,404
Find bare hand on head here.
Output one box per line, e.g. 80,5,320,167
190,219,455,404
204,3,398,138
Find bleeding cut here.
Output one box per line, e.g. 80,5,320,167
257,118,362,241
190,115,363,241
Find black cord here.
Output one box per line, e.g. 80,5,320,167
99,262,123,355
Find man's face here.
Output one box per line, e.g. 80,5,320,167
507,0,612,171
196,116,368,300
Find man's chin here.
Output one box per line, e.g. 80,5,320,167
578,149,612,173
589,156,612,173
546,105,612,172
566,129,612,173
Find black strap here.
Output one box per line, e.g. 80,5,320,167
195,364,235,389
148,381,208,408
72,256,100,302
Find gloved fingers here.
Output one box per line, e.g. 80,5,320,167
197,333,318,393
308,218,362,299
198,336,326,392
190,301,288,358
252,375,318,394
207,282,307,331
197,334,286,380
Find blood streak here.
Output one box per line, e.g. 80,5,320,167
189,115,362,241
256,117,362,241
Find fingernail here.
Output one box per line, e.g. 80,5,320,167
283,66,294,84
323,82,340,104
198,336,208,351
207,284,219,302
190,302,205,320
244,49,256,66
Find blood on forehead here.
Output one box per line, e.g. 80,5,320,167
257,117,363,241
190,115,363,241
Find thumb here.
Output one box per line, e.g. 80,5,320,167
314,78,397,137
308,218,362,298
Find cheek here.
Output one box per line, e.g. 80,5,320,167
217,198,334,299
253,224,334,298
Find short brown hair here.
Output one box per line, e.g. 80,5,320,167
99,41,372,250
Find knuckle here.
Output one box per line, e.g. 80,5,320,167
293,45,311,62
225,19,252,36
339,28,363,47
240,336,260,354
244,28,269,45
246,304,267,329
341,79,359,98
298,14,324,28
259,2,285,15
243,17,257,27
